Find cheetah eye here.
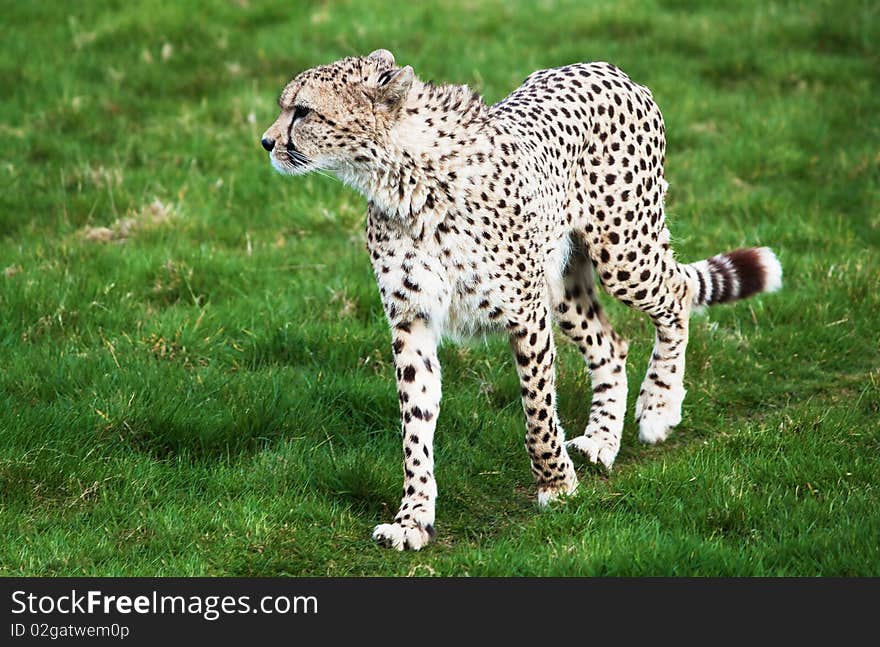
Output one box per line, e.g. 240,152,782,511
293,105,311,122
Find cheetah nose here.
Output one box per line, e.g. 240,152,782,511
261,137,275,152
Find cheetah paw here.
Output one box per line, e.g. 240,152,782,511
565,435,617,470
635,386,684,445
372,522,435,551
636,410,680,444
536,474,579,507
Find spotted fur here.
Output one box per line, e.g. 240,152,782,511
262,50,782,550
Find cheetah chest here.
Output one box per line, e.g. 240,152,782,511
372,230,508,338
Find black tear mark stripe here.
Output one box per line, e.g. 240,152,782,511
286,113,295,143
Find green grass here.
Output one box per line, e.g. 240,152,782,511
1,0,878,576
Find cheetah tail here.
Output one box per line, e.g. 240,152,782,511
683,247,782,308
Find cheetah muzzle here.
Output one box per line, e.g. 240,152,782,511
262,49,782,550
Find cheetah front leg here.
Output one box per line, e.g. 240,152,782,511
509,304,578,506
372,319,441,551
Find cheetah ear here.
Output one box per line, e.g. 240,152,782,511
374,65,414,111
367,49,395,68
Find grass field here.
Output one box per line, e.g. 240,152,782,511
1,0,878,576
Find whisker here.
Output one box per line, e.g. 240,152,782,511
310,167,342,184
277,150,343,185
299,161,341,184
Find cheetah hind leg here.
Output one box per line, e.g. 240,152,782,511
551,239,628,471
634,289,690,445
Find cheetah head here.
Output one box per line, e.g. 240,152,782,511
261,49,415,183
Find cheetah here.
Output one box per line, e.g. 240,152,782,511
261,50,782,550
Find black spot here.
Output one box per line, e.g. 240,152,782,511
402,276,420,292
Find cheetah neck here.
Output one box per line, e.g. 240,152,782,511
342,81,493,232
